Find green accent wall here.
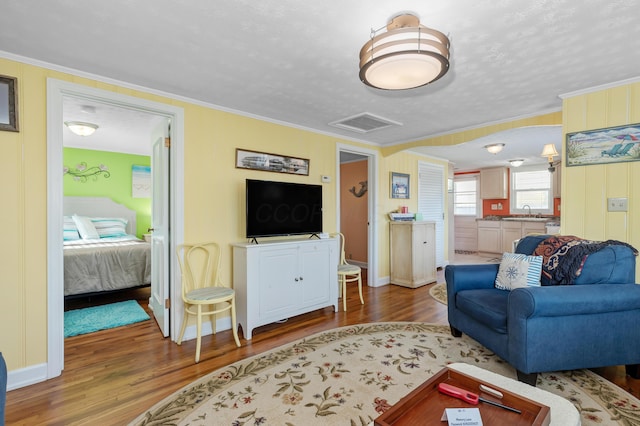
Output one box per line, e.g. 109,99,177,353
63,147,151,238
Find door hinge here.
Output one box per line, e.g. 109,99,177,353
165,298,171,309
164,137,171,148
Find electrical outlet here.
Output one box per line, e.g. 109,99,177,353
608,197,628,212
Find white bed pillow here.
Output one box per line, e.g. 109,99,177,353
91,217,128,238
495,252,543,290
72,214,100,240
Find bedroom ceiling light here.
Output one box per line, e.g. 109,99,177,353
541,143,559,172
509,159,524,167
65,121,99,136
484,143,505,154
359,13,450,90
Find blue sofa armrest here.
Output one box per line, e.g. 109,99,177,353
445,264,500,293
507,284,640,374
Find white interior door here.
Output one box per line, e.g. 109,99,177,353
418,162,445,267
149,123,170,336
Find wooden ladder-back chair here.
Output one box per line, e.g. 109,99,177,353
176,242,241,362
332,232,364,311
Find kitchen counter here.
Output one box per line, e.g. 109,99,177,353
478,216,559,224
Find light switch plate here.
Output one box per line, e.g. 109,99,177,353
608,197,628,212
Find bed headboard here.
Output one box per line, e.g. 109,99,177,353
64,196,138,235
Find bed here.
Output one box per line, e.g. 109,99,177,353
63,196,152,298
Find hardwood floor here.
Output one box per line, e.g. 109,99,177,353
6,270,640,425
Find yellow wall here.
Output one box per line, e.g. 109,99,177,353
0,57,438,375
382,111,562,156
561,81,640,282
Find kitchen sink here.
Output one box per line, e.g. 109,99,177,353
502,217,550,222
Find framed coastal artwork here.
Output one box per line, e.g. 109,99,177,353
390,172,410,199
566,123,640,167
236,148,310,176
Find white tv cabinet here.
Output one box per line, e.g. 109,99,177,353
232,237,339,339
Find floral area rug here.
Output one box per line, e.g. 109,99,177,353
130,323,640,426
429,282,448,305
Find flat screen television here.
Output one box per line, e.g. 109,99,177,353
246,179,323,239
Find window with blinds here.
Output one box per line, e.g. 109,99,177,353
509,166,553,214
453,175,478,216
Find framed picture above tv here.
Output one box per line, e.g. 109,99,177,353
236,148,309,176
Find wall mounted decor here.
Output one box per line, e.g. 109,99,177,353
64,162,110,182
236,148,309,175
566,123,640,167
132,165,151,198
391,172,410,199
349,180,368,198
0,75,19,132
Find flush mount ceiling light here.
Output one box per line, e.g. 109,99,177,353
509,159,524,167
359,13,450,90
541,143,560,172
484,143,505,154
65,121,99,136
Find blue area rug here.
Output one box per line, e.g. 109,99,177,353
64,300,150,337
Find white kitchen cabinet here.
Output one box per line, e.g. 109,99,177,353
477,220,502,254
478,219,549,255
522,221,546,237
501,221,523,253
232,238,338,339
390,221,437,288
480,167,508,199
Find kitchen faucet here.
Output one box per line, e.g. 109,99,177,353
523,204,532,217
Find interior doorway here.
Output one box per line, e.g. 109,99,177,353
336,144,379,287
46,79,185,381
61,97,168,336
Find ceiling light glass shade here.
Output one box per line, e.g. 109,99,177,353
541,143,559,160
65,121,99,136
359,14,450,90
484,143,505,154
509,159,524,167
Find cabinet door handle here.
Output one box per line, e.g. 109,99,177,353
294,278,299,282
299,276,304,281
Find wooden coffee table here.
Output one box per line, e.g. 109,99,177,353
374,363,580,426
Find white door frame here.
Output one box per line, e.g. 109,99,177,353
46,79,184,380
335,144,381,286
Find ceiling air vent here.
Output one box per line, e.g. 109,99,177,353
330,113,402,134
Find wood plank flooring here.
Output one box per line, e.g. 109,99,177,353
6,272,640,425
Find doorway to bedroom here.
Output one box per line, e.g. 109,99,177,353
47,79,185,379
61,96,166,336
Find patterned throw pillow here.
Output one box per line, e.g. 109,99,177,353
495,252,543,290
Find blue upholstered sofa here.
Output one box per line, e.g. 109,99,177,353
445,234,640,385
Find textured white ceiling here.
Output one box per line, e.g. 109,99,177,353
2,1,639,167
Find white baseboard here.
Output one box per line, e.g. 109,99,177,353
371,275,390,287
7,362,48,391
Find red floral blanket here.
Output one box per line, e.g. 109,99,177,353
533,235,637,285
